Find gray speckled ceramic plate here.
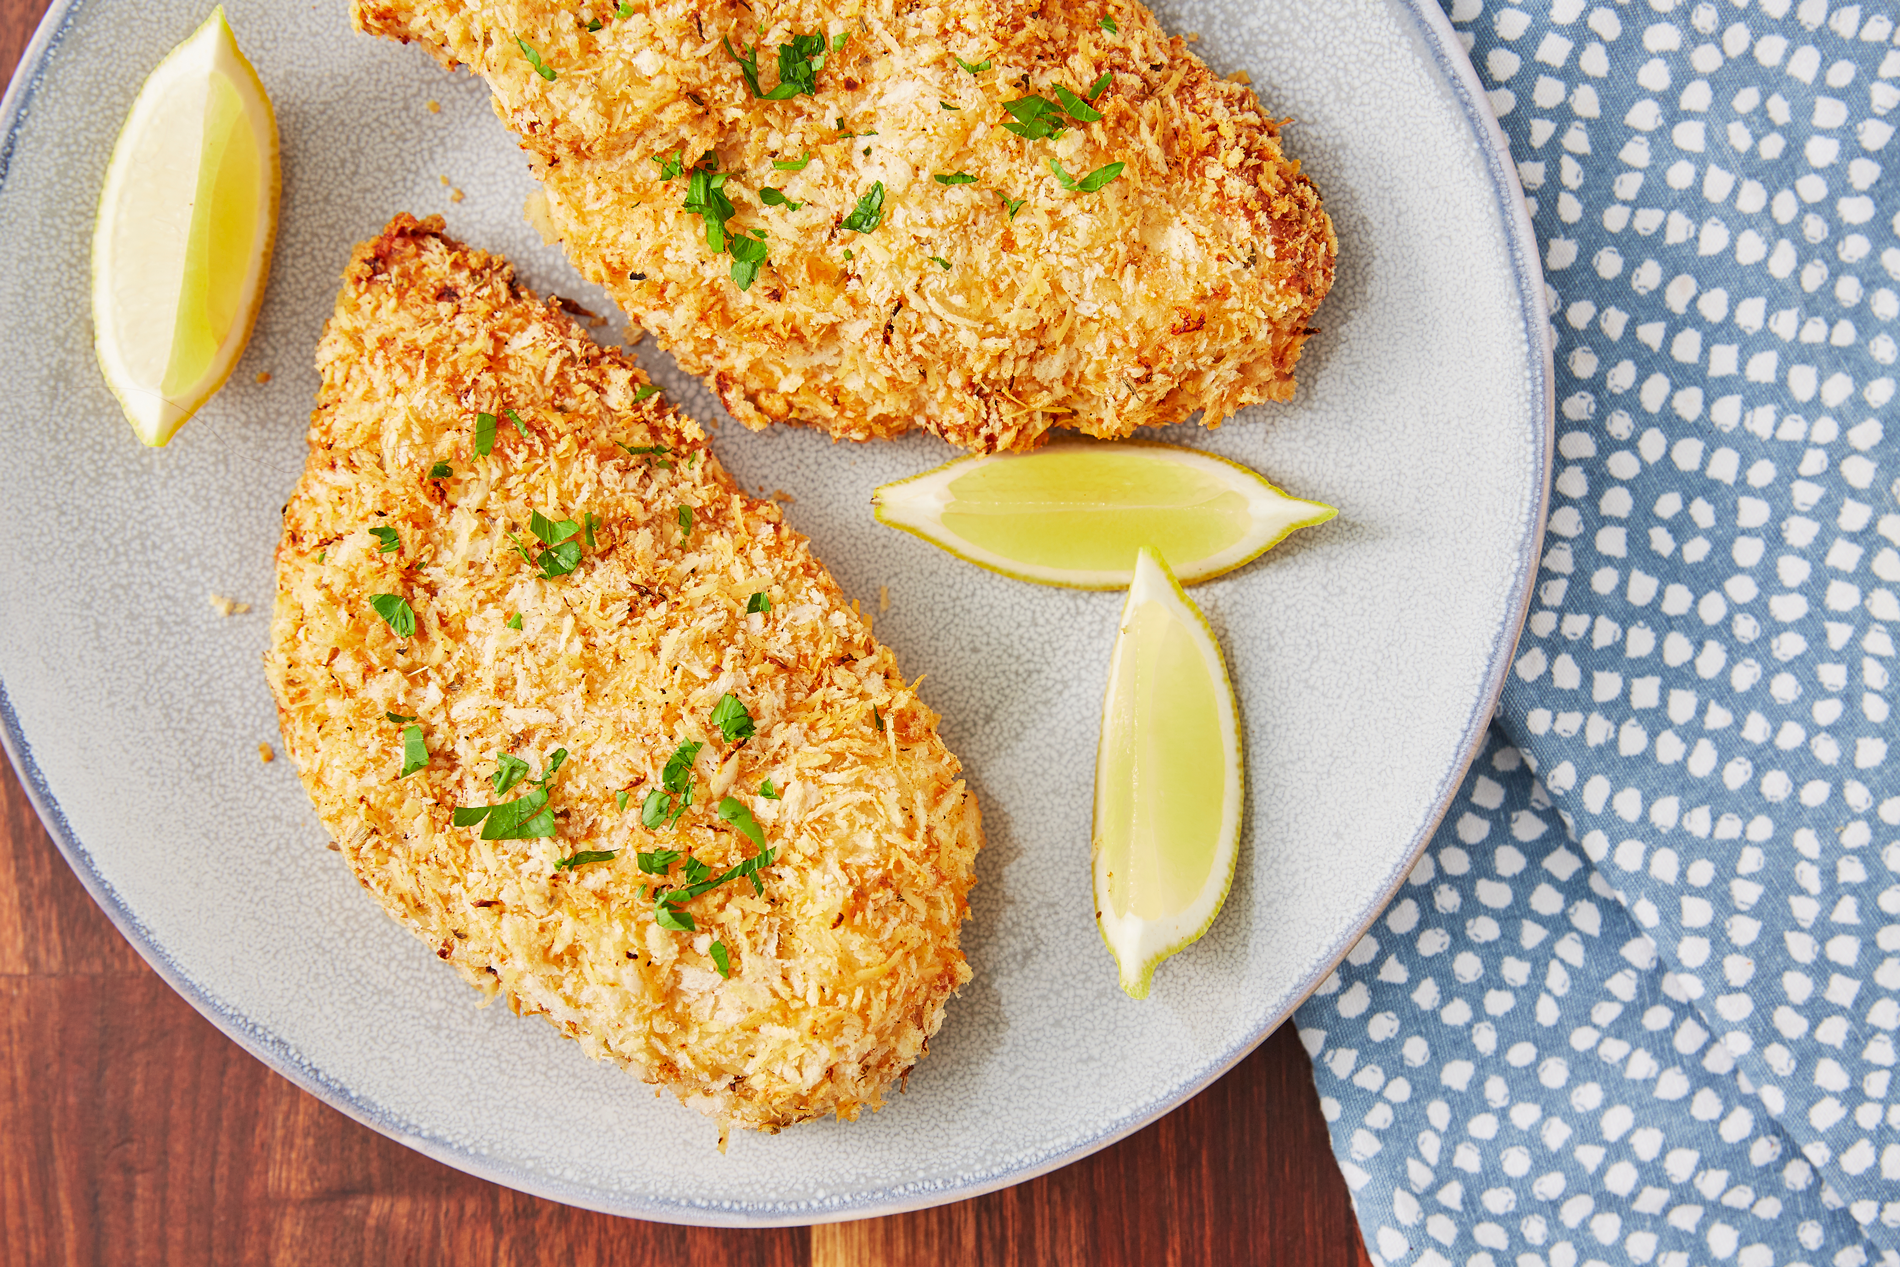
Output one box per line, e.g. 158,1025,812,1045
0,0,1550,1225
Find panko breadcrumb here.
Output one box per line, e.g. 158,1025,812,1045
266,215,982,1133
354,0,1335,452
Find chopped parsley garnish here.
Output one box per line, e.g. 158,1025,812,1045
842,181,886,233
954,53,991,74
929,255,952,270
369,525,401,553
833,30,850,51
504,408,529,436
475,412,497,455
678,505,693,538
369,593,415,638
725,31,830,100
637,847,681,874
1051,84,1103,123
940,101,961,111
651,149,684,181
685,168,737,251
555,849,616,870
1099,15,1118,31
1001,95,1067,140
746,591,772,614
400,724,428,777
710,940,731,977
386,711,416,723
615,790,630,812
773,152,813,171
653,843,777,930
760,778,781,799
453,749,568,840
586,18,602,31
873,705,885,732
633,383,662,402
1087,70,1113,98
515,35,557,81
760,187,803,211
619,441,675,469
489,753,532,795
428,461,452,479
641,739,702,829
934,172,976,185
1050,158,1125,192
316,550,326,563
717,796,765,847
615,1,633,17
506,612,523,630
711,693,756,744
512,510,588,579
729,230,769,290
997,192,1026,218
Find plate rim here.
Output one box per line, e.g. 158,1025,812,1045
0,0,1552,1226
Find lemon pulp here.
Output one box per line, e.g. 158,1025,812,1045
873,441,1334,589
93,7,279,445
1094,547,1243,998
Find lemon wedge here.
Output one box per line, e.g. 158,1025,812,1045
872,440,1335,589
92,7,279,446
1094,547,1243,998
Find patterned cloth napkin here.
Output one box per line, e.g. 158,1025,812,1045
1296,3,1900,1265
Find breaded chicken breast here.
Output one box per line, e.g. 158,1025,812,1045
355,0,1335,451
266,215,982,1134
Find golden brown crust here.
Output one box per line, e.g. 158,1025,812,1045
266,215,982,1132
354,0,1336,451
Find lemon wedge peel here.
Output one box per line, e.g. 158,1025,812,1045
871,440,1336,590
1093,547,1244,999
92,6,280,446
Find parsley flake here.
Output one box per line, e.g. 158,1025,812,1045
586,18,602,31
369,525,401,554
678,505,693,538
759,777,781,800
615,790,630,812
1051,83,1103,123
504,408,529,436
475,412,497,455
772,152,813,171
513,510,587,579
710,940,732,977
555,849,617,870
489,753,532,795
934,171,976,185
428,461,452,479
842,181,886,233
954,53,991,74
746,591,772,614
929,255,952,270
615,1,633,17
939,100,961,111
515,35,557,81
400,724,428,777
386,711,416,724
633,383,662,402
641,739,703,829
873,705,885,732
651,149,684,181
729,230,769,290
684,167,737,252
506,612,523,630
652,842,776,930
1099,14,1118,31
1001,95,1066,140
1087,70,1113,99
760,187,803,211
637,847,681,874
711,693,756,744
453,749,568,840
725,31,829,100
996,191,1027,218
369,593,415,638
1049,158,1125,192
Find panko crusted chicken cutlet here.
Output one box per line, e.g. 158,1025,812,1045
266,216,982,1134
355,0,1335,452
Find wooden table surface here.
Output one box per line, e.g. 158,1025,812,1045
0,1,1374,1258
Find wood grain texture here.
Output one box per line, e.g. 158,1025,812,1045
0,0,1373,1255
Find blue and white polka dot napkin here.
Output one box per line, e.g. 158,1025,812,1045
1296,4,1900,1265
